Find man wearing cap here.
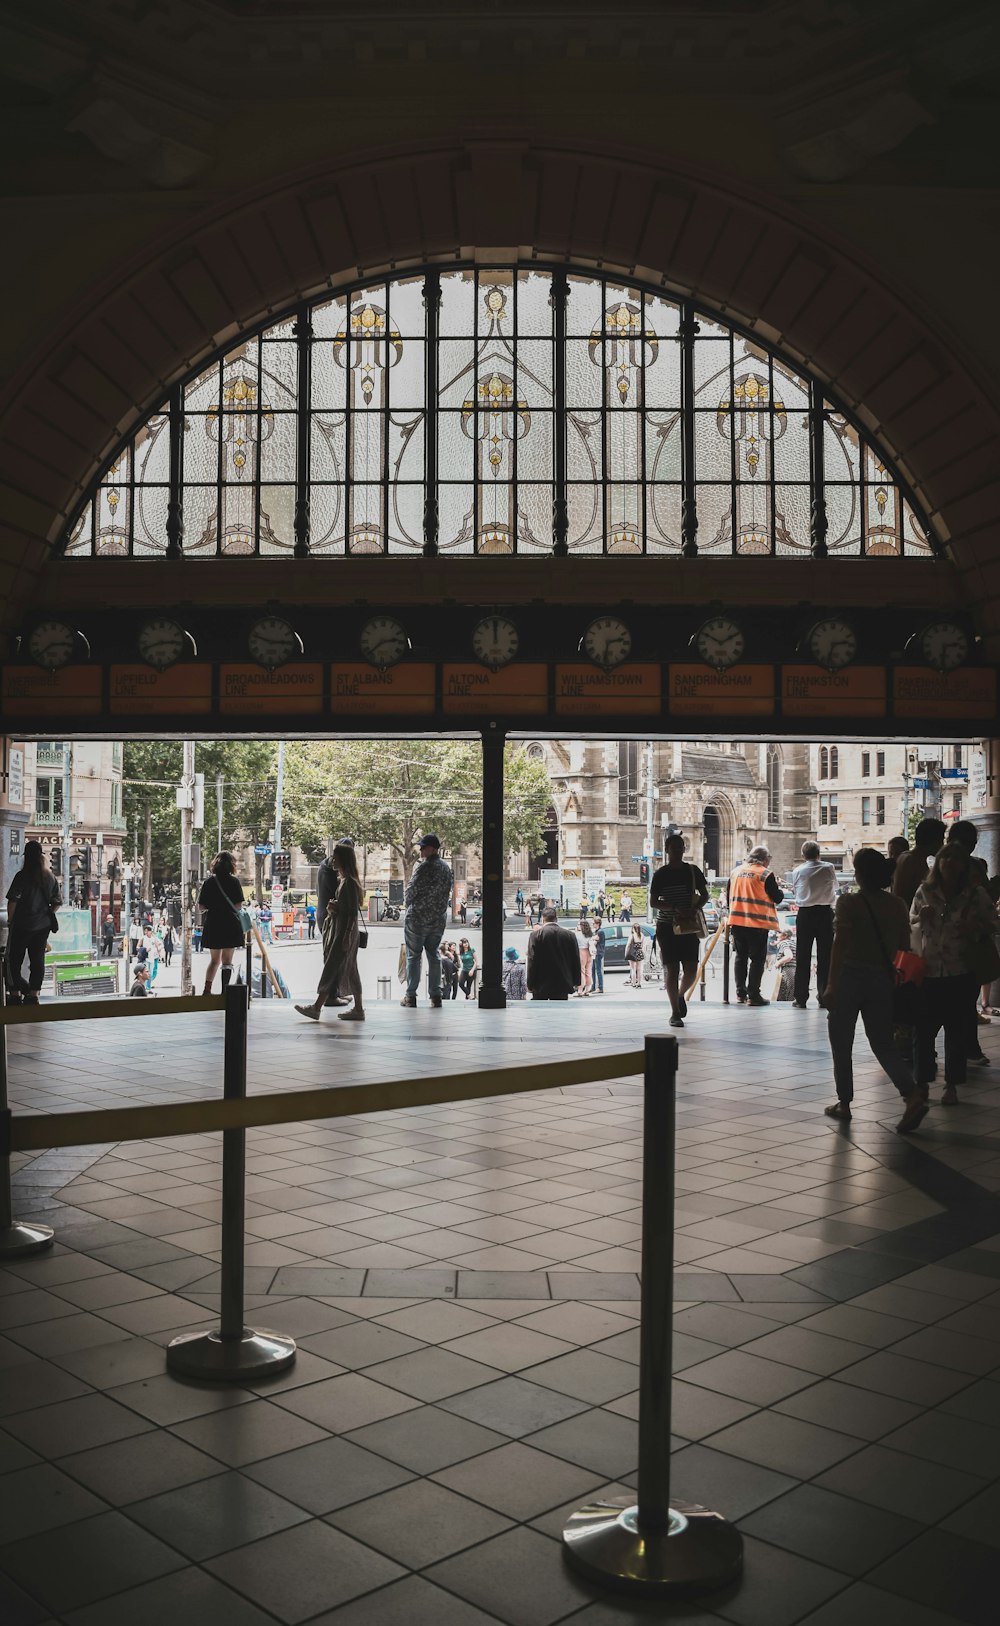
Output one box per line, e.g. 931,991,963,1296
401,833,454,1008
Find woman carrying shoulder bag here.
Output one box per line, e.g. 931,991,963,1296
5,840,60,1006
911,843,997,1107
197,851,247,996
296,840,366,1022
650,832,709,1029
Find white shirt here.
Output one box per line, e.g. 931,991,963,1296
791,859,838,908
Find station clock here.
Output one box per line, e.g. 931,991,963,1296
26,620,83,671
691,616,745,671
471,615,519,670
359,615,410,669
247,615,303,671
581,616,632,671
136,618,196,671
912,620,969,674
804,617,859,671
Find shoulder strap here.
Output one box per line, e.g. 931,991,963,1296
859,892,895,976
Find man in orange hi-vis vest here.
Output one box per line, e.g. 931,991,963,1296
726,845,784,1007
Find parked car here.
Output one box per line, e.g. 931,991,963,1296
602,921,657,973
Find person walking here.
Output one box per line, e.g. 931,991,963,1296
197,852,246,996
101,912,115,957
726,845,783,1007
592,916,607,993
574,917,594,995
892,817,946,907
141,925,161,986
4,840,61,1006
527,906,581,1001
502,946,528,1001
625,922,645,986
515,887,524,916
128,913,142,958
789,840,837,1008
401,833,453,1008
608,895,617,923
161,922,174,967
316,838,355,1007
619,890,633,923
650,832,710,1028
823,847,927,1131
457,937,478,999
296,839,366,1022
911,843,997,1105
306,900,317,940
945,819,992,1062
129,964,151,997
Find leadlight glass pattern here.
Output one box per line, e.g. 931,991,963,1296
61,266,937,560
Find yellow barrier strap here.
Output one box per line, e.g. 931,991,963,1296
9,1048,647,1152
0,994,226,1026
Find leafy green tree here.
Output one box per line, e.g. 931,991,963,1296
123,741,277,891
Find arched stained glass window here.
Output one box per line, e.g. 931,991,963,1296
61,265,939,561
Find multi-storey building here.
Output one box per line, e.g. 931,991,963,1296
20,741,126,928
809,742,970,868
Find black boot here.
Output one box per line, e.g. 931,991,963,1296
221,966,233,992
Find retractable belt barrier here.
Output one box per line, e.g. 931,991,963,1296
1,991,743,1595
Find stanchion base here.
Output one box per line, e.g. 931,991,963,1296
0,1222,55,1258
563,1499,742,1596
166,1327,296,1381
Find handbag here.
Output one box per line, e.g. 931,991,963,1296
358,913,369,951
48,909,59,934
966,934,1000,986
860,894,921,1024
671,866,709,938
215,876,252,935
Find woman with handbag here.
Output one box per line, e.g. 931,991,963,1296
824,847,926,1131
574,917,594,995
197,851,248,996
910,844,997,1106
650,832,709,1028
4,840,61,1006
296,840,366,1022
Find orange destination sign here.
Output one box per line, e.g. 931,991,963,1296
219,664,323,715
331,663,435,715
893,666,997,720
110,664,212,715
443,664,547,715
1,665,102,716
782,666,887,718
668,664,774,716
555,664,661,716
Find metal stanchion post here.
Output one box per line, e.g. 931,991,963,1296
166,983,295,1380
0,967,55,1257
563,1035,742,1596
722,924,731,1004
245,936,252,1000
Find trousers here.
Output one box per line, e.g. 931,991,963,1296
6,926,49,995
731,925,769,999
405,918,443,999
793,905,834,1005
915,973,976,1089
827,965,915,1104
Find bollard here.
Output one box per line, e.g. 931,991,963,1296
722,924,731,1005
245,938,253,998
562,1035,742,1596
167,983,296,1380
0,963,54,1258
377,976,391,1000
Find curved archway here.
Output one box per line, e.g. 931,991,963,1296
1,138,998,636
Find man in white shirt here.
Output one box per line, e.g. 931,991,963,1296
790,841,838,1008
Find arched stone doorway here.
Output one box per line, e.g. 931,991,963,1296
703,805,721,877
528,805,559,881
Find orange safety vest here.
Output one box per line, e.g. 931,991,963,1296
728,863,778,933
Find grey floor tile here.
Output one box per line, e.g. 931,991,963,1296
107,1372,257,1425
206,1518,405,1623
456,1272,551,1300
796,1304,923,1349
670,1381,760,1441
887,1326,1000,1375
4,1391,153,1457
346,1405,507,1473
440,1375,590,1437
709,1411,861,1478
941,1479,1000,1550
371,1301,499,1344
0,1509,185,1615
513,1303,636,1344
309,1574,504,1625
0,1428,40,1474
0,1568,51,1626
674,1303,787,1349
833,1349,972,1406
433,1440,605,1520
869,1528,998,1626
774,1379,924,1441
57,1429,224,1504
170,1399,330,1466
938,1377,1000,1427
710,1533,849,1626
680,1350,816,1406
0,1461,108,1542
129,1469,310,1558
739,1483,922,1575
525,1408,637,1477
815,1443,987,1522
364,1345,503,1401
738,1324,871,1376
797,1579,971,1625
426,1525,594,1626
243,1435,415,1514
669,1443,796,1520
328,1478,512,1567
519,1349,639,1405
0,1359,92,1416
880,1412,1000,1478
50,1336,166,1388
299,1320,423,1368
269,1372,420,1431
63,1565,277,1626
6,1313,134,1359
444,1325,574,1372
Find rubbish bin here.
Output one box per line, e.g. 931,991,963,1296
369,892,386,924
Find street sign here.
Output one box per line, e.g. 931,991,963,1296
911,777,931,790
940,768,967,779
254,843,272,855
630,852,662,860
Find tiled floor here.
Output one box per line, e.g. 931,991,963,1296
2,996,999,1624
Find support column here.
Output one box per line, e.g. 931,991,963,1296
478,730,507,1009
974,739,1000,877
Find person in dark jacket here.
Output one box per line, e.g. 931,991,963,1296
197,851,245,996
527,907,581,1001
5,840,61,1005
316,839,354,1006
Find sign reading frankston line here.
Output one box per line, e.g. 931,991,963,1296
781,665,887,717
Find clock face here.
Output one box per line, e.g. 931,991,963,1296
360,616,409,669
807,617,858,671
472,615,519,670
581,616,632,671
694,616,745,671
919,620,969,673
137,618,193,671
27,621,78,671
247,616,302,670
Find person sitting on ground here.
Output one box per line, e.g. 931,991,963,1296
502,945,528,1001
527,906,581,1001
650,832,709,1028
824,846,928,1133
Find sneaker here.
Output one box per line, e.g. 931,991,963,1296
669,1015,684,1028
294,1004,320,1021
897,1096,929,1134
736,996,747,1005
430,997,442,1008
977,1012,992,1024
968,1053,990,1066
748,995,770,1007
792,1000,808,1010
824,1101,852,1120
400,995,417,1008
941,1086,959,1105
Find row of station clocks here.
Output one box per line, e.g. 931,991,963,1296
23,611,973,676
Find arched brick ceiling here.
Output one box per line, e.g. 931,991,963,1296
1,137,998,641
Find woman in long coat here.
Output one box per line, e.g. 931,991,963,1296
197,851,246,995
296,840,366,1022
5,840,60,1005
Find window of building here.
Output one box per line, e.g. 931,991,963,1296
862,796,871,825
953,794,962,814
876,795,885,825
830,746,839,779
830,794,838,825
766,745,781,824
819,793,839,826
112,743,123,770
35,776,63,820
877,750,886,776
59,267,939,561
819,747,828,780
618,742,639,818
861,751,870,777
952,745,963,769
111,781,122,819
